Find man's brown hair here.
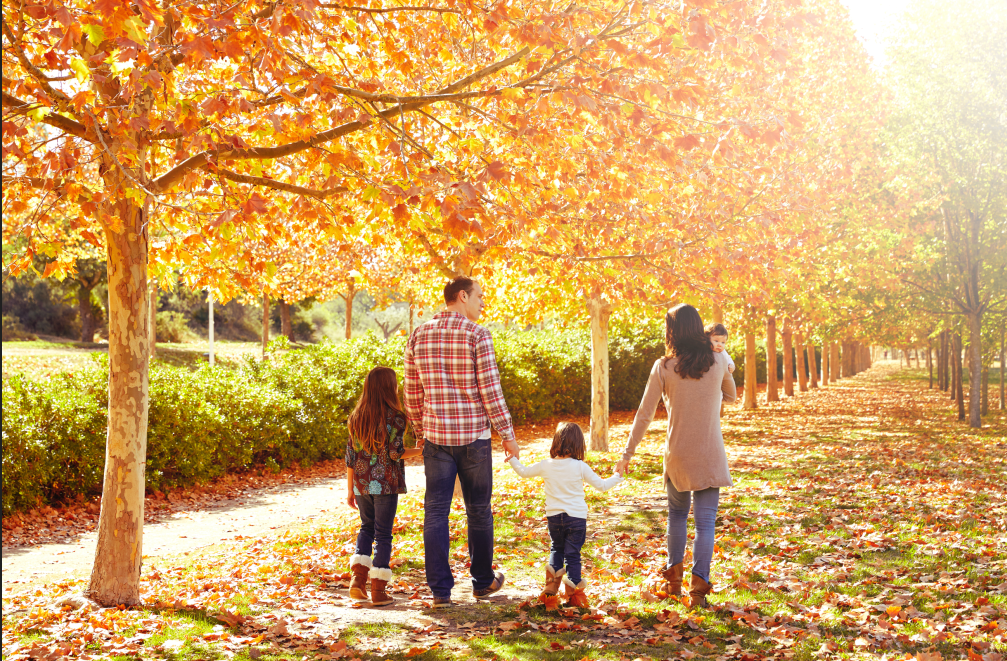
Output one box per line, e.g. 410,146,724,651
550,422,585,460
444,276,475,304
705,323,729,338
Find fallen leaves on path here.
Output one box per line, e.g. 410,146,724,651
2,366,1004,661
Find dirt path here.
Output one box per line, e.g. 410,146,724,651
1,413,640,593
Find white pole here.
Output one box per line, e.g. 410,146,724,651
208,291,215,367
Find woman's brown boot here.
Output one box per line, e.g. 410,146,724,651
689,573,713,608
562,575,589,608
661,562,684,598
541,565,566,598
369,567,394,607
349,554,372,602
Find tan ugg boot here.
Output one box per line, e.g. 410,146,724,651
661,562,684,598
369,567,394,607
541,565,566,598
689,573,713,609
349,554,372,602
562,575,589,608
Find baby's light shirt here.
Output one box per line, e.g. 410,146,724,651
507,457,623,519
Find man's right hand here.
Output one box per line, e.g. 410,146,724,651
616,457,630,476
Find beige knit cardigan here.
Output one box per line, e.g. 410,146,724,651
621,352,737,492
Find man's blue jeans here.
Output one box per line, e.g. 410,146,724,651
423,438,495,599
665,477,720,583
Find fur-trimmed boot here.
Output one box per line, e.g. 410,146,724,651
349,554,372,602
661,562,684,598
542,565,566,598
369,567,394,607
562,575,589,608
689,573,713,609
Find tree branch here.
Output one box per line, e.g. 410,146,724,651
1,90,95,142
152,47,530,193
320,4,460,13
214,167,349,198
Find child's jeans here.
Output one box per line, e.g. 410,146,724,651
665,477,719,582
547,512,587,584
355,493,399,569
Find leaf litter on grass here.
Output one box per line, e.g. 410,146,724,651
2,365,1005,661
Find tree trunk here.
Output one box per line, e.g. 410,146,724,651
968,311,982,428
743,332,758,409
280,300,292,339
408,301,415,337
950,335,958,402
941,331,950,391
981,365,989,416
927,342,933,388
807,341,818,388
78,283,97,343
1000,323,1005,410
821,342,830,386
841,341,853,377
795,333,808,392
587,297,612,451
766,316,779,402
344,280,357,340
830,342,840,382
782,321,794,397
84,199,149,607
149,284,157,356
261,294,270,359
955,334,966,421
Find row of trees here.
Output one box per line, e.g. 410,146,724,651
3,0,1004,606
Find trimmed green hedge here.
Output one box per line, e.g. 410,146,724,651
2,327,664,515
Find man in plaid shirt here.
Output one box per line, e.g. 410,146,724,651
404,276,519,607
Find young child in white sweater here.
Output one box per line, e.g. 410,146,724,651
505,422,623,607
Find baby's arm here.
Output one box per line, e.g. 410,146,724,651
582,463,624,492
724,351,736,373
507,457,546,478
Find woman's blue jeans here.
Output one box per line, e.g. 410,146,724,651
355,493,399,569
665,477,720,582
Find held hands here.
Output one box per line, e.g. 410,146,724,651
502,438,520,462
615,457,631,477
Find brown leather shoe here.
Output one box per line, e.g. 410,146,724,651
689,573,713,608
542,565,566,597
473,571,506,599
661,562,684,598
349,554,371,602
369,567,394,607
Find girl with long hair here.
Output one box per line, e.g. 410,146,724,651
346,366,420,607
616,304,737,608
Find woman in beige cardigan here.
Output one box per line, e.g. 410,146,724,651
616,304,737,607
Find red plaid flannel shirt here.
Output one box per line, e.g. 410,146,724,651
404,311,515,446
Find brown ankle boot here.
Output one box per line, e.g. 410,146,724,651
562,575,589,608
542,565,566,597
661,562,684,598
369,567,394,607
349,554,371,602
689,573,713,608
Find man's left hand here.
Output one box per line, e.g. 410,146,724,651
502,438,519,461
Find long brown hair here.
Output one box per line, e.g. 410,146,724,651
347,366,402,455
664,304,715,380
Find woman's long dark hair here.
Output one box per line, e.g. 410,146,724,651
347,366,402,455
663,304,715,380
